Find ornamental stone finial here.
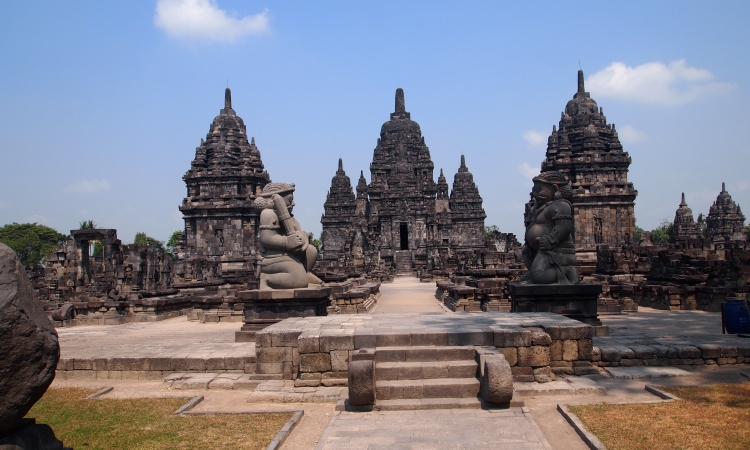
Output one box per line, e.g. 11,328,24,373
395,88,405,113
225,87,232,109
577,70,585,93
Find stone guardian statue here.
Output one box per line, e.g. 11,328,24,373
254,182,323,290
519,171,578,284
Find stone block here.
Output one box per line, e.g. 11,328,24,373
480,356,513,403
330,350,349,372
300,353,331,373
319,333,354,352
499,347,517,366
628,345,656,360
674,345,701,359
600,347,621,362
255,331,273,348
271,330,302,348
533,366,556,383
375,332,411,347
517,346,550,367
411,332,448,346
298,333,320,354
696,344,721,359
530,329,552,346
510,366,534,382
591,346,601,362
257,347,292,363
720,347,739,358
578,340,593,360
549,341,563,361
493,328,531,347
542,324,593,340
256,362,283,375
353,330,376,349
562,340,578,361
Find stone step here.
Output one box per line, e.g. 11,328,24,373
375,346,476,363
371,393,526,411
376,360,477,381
376,378,480,400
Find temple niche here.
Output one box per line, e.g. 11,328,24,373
541,70,638,274
175,88,271,287
318,89,494,278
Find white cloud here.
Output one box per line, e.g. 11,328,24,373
587,60,736,105
155,0,270,43
522,130,546,147
66,180,111,194
617,125,647,143
518,162,539,181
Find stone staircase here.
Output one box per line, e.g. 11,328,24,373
393,251,414,275
343,345,521,411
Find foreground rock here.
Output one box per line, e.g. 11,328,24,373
0,242,60,437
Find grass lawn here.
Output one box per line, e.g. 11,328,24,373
568,383,750,450
25,388,293,450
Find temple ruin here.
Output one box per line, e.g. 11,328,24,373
174,88,271,288
541,70,638,274
318,89,495,279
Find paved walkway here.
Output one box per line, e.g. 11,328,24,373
600,306,723,336
56,317,253,361
373,276,446,313
315,408,551,450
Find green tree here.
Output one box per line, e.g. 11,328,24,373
133,232,164,251
166,230,183,255
0,223,68,266
309,233,322,250
484,225,500,238
651,219,673,244
79,220,98,229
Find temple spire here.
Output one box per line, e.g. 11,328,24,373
460,154,466,169
577,70,585,93
395,88,405,113
338,158,344,173
225,87,232,109
722,182,726,192
681,192,686,206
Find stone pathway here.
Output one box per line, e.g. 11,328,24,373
315,408,552,450
374,276,446,313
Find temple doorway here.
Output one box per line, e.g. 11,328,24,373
399,222,409,250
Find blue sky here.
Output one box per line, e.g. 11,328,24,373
1,1,749,243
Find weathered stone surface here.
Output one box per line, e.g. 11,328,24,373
0,244,60,432
480,356,513,403
318,89,493,278
348,360,375,406
177,88,270,287
541,70,637,251
300,353,331,373
517,346,550,367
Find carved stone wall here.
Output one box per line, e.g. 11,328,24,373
541,71,638,253
177,88,271,286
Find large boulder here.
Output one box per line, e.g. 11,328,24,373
0,243,59,432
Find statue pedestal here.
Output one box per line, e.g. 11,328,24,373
234,287,332,342
508,283,604,328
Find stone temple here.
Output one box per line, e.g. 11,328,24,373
174,88,271,287
318,89,488,277
541,70,638,274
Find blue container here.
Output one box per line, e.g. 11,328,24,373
723,300,750,334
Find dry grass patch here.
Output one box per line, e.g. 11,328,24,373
26,387,293,450
568,383,750,450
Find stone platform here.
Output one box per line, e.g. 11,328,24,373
254,313,598,383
